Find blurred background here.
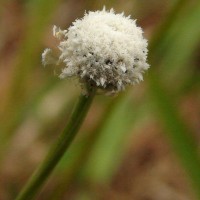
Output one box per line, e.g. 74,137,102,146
0,0,200,199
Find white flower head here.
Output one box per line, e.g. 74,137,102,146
42,48,54,66
42,8,149,93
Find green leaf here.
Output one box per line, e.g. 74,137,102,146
82,92,149,182
148,72,200,198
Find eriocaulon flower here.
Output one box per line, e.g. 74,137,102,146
42,8,149,94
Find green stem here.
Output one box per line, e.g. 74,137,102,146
15,88,96,200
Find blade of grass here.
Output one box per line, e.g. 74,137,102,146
3,78,59,134
149,0,188,59
148,72,200,198
177,70,200,95
157,3,200,84
147,1,200,198
0,0,63,161
82,91,150,183
4,0,62,129
11,0,61,98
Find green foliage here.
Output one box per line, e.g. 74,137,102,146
82,92,149,182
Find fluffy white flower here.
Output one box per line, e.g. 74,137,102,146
42,8,149,93
42,49,54,66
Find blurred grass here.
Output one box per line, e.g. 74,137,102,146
146,0,200,198
82,91,150,183
10,0,61,98
148,72,200,196
3,78,59,133
0,2,65,173
0,0,62,158
156,2,200,87
4,0,62,131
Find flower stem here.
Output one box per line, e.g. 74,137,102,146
15,88,96,200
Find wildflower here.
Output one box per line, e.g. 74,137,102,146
42,8,149,93
42,49,56,66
